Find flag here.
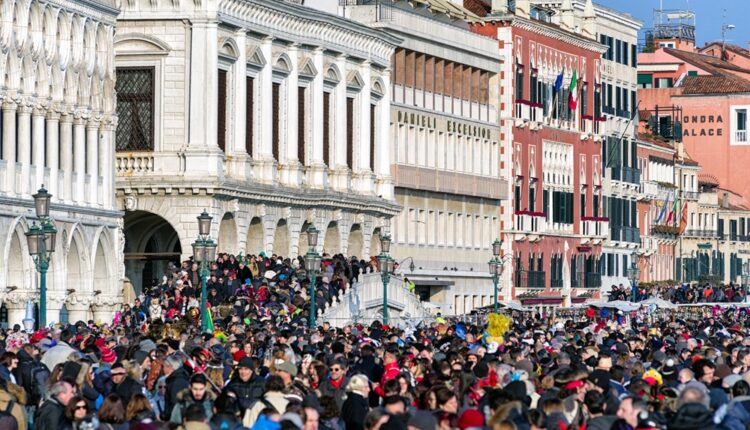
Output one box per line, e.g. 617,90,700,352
568,69,579,110
679,201,688,234
205,303,214,333
554,68,565,93
655,192,670,224
666,194,678,225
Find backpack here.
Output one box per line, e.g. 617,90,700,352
29,363,50,406
0,399,18,430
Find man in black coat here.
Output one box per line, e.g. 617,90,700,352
163,354,191,421
34,380,74,430
223,357,265,413
13,344,47,407
111,362,144,410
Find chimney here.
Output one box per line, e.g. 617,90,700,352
491,0,509,14
722,192,729,209
516,0,530,18
582,0,597,39
560,0,575,31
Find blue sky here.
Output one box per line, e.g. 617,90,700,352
595,0,750,49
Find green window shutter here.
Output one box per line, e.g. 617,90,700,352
688,70,698,77
637,74,653,85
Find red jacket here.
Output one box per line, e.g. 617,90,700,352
375,362,401,397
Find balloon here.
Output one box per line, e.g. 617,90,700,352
456,323,467,340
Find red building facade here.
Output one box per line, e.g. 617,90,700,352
473,10,608,306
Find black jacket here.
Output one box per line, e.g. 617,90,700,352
164,367,190,421
14,349,46,406
341,392,369,430
318,377,349,410
113,375,144,409
34,397,65,430
224,374,265,412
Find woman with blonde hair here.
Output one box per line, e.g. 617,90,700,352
341,374,370,430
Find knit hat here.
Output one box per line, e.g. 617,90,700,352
139,339,157,353
134,350,150,366
408,411,438,430
668,403,715,430
458,409,485,430
588,369,612,392
100,347,117,364
232,351,246,362
238,357,254,369
274,361,298,377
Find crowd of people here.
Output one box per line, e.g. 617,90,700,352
608,282,748,304
5,252,750,430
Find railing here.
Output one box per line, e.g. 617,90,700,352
640,180,659,199
585,272,602,289
684,229,718,238
580,218,609,237
722,234,750,242
623,167,640,184
613,225,641,243
514,212,547,233
518,271,545,289
339,0,393,21
116,152,155,175
682,190,699,200
550,279,563,289
736,130,748,143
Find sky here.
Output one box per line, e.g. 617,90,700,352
594,0,750,49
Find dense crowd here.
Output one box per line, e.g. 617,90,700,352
608,283,748,304
6,252,750,430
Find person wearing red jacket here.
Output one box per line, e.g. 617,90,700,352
374,349,400,397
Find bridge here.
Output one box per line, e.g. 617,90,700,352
320,273,432,327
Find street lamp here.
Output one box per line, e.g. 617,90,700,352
627,252,641,303
304,225,322,328
192,210,217,332
377,234,393,324
743,262,749,304
26,186,57,328
489,239,503,312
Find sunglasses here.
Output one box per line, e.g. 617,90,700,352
330,368,342,372
75,404,87,410
111,372,126,377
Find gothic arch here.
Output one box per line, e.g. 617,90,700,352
123,210,182,294
65,223,90,293
56,10,71,71
91,228,114,294
42,5,58,66
28,1,45,61
298,220,311,256
82,20,97,77
218,212,238,254
4,217,32,291
0,0,15,53
348,224,364,259
370,227,382,257
13,0,31,55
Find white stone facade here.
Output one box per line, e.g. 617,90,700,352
115,0,400,292
0,0,123,326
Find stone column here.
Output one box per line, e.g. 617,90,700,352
185,18,223,177
92,296,121,325
2,102,17,191
307,48,327,189
59,113,73,202
86,119,99,205
66,295,94,324
376,70,393,200
32,107,46,191
226,30,252,181
17,104,32,196
330,55,349,191
280,44,302,187
353,62,373,194
73,115,86,202
252,37,277,183
4,294,33,327
45,294,66,326
99,118,113,209
45,112,60,198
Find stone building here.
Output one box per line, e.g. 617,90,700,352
341,0,505,315
0,0,122,326
115,0,400,293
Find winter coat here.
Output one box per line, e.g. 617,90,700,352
113,375,144,409
34,396,64,430
243,391,289,428
170,387,217,424
341,392,369,430
224,374,265,412
164,367,191,421
318,377,349,410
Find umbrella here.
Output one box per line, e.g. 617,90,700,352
640,297,677,310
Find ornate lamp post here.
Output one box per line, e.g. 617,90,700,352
377,234,394,324
489,239,503,312
743,262,749,303
627,252,641,303
304,226,322,328
26,186,57,328
192,210,217,332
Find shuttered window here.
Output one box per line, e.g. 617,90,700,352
245,77,254,157
323,92,331,166
272,82,280,161
369,104,376,171
217,69,227,153
346,97,354,169
298,87,306,165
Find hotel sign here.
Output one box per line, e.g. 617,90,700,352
682,115,724,137
394,108,498,141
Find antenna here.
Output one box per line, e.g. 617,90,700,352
721,9,735,59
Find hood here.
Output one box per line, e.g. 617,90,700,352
176,387,217,403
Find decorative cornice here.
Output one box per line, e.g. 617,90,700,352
218,0,400,67
487,15,607,54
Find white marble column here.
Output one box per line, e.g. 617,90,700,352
86,119,99,205
308,47,327,189
99,118,113,208
17,104,32,196
73,115,86,202
226,30,252,181
185,19,223,177
280,44,302,187
32,108,46,191
376,71,393,200
45,112,60,198
330,55,349,191
253,37,276,183
59,114,73,202
353,62,373,194
2,102,17,192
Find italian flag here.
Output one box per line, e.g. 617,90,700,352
568,69,578,110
